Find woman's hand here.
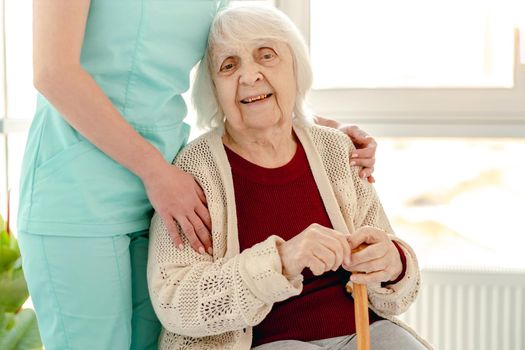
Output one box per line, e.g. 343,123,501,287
346,226,402,284
276,224,352,278
313,116,377,183
143,163,212,255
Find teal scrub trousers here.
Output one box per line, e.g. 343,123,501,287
18,229,160,350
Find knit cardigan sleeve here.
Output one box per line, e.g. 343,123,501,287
308,125,421,317
351,168,421,316
147,136,303,338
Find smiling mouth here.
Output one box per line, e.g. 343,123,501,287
240,93,273,104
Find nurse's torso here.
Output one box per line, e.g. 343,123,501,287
18,0,222,236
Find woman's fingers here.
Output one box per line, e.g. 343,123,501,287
348,226,389,246
315,228,354,272
311,244,337,273
349,256,387,274
279,224,353,277
350,270,389,284
346,227,403,283
349,242,387,267
305,254,329,276
318,234,349,271
347,229,368,248
305,225,351,270
338,234,352,268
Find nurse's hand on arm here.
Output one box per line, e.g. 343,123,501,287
33,0,212,254
314,115,377,183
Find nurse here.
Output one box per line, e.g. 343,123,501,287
17,1,377,349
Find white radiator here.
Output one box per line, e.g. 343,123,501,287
398,268,525,350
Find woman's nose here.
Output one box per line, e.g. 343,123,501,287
239,64,263,86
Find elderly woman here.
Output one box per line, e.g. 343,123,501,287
148,4,431,350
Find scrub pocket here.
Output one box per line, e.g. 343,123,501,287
27,122,190,236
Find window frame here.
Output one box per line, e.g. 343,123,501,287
276,0,525,137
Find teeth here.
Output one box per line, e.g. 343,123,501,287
244,94,268,103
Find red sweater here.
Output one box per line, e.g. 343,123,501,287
225,142,404,347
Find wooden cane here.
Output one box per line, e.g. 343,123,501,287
345,244,370,350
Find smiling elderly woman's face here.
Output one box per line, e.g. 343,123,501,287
211,39,297,132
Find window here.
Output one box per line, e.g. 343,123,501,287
310,0,516,89
277,0,525,269
278,0,525,137
373,137,525,269
0,0,33,233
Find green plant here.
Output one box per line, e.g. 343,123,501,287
0,207,43,349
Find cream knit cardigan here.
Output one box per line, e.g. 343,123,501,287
147,121,434,349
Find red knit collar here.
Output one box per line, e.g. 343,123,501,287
224,141,310,185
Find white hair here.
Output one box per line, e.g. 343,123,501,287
192,4,314,130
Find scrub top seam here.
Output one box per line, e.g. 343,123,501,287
25,111,49,223
127,119,185,133
122,0,145,116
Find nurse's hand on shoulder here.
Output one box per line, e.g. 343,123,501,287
143,163,213,255
339,124,377,183
313,116,377,183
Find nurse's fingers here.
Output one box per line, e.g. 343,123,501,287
161,214,184,249
195,182,208,205
188,211,213,255
176,216,206,254
195,201,212,231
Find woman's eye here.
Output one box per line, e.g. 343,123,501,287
220,61,235,72
260,49,277,61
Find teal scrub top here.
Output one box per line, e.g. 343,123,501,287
18,0,226,236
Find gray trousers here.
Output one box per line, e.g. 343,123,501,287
252,320,426,350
